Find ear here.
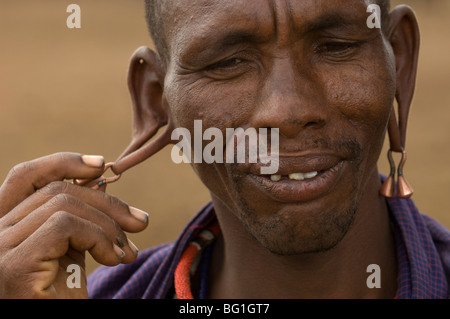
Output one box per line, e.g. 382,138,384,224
386,5,420,152
112,46,174,175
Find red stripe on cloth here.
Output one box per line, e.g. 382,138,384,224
174,243,200,299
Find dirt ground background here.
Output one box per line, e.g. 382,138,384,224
0,0,449,276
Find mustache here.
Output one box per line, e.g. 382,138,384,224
280,137,363,160
227,136,364,177
229,136,363,161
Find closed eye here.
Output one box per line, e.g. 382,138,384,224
205,58,244,71
315,41,362,57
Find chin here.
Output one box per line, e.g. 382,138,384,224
236,193,359,256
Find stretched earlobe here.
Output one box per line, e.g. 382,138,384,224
386,5,420,149
380,6,420,199
111,46,174,175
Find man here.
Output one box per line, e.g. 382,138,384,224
0,0,449,299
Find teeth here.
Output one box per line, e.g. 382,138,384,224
270,174,282,181
288,173,305,180
269,171,318,181
303,171,318,179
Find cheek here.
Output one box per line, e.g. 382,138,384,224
165,71,256,132
321,60,395,149
163,74,256,202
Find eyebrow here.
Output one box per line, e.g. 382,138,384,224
206,13,361,47
299,13,365,35
217,31,269,47
179,30,270,65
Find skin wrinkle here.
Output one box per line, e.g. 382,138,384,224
135,0,420,298
145,0,390,62
231,138,364,255
164,0,391,251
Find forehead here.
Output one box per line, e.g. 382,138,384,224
162,0,375,55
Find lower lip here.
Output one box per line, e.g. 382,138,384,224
248,161,346,203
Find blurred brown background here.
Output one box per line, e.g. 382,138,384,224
0,0,449,276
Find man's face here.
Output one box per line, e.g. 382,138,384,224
161,0,396,254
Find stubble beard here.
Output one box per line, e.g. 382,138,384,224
228,138,364,256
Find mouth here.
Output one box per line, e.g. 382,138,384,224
247,154,346,203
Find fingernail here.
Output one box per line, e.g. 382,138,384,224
81,155,105,168
129,207,149,223
128,239,139,254
113,244,126,260
116,236,125,248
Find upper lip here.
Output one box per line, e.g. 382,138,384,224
248,152,343,176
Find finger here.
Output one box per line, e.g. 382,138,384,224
13,211,127,297
2,193,139,263
0,152,105,217
3,180,149,234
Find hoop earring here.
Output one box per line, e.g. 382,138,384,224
380,149,413,199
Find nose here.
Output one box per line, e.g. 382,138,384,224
250,56,327,139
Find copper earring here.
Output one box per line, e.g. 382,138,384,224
396,149,414,198
380,149,413,198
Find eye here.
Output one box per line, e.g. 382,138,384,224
206,58,244,71
315,41,361,57
203,57,251,80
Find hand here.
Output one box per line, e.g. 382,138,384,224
0,152,149,298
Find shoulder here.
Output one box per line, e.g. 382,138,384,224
421,214,450,244
421,213,450,280
387,195,450,292
87,242,175,299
